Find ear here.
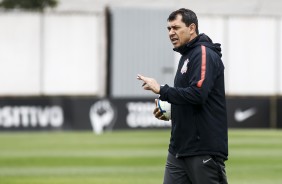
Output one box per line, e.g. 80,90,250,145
189,23,196,34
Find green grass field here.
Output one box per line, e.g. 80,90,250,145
0,129,282,184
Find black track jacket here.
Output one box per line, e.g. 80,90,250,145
159,34,228,160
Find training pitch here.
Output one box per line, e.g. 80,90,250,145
0,129,281,184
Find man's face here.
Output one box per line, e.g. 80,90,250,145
167,15,192,48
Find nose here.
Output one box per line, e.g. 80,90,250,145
168,29,175,37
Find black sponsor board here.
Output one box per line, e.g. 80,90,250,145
0,97,65,131
111,98,171,130
0,97,170,132
0,96,102,131
0,96,274,132
226,96,270,128
277,97,282,128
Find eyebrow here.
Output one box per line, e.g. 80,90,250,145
167,25,180,29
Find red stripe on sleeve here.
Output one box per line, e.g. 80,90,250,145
196,45,206,88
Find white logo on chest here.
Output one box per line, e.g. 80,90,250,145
180,59,189,74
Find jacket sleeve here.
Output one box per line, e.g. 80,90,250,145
159,45,218,105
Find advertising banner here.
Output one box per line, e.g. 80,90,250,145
0,97,64,131
0,97,170,133
226,96,270,128
277,97,282,128
0,96,274,133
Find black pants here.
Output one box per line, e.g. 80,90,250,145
163,152,228,184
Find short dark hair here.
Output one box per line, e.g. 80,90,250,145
167,8,199,35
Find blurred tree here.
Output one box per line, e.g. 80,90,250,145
0,0,58,11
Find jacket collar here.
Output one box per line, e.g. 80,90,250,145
173,34,203,55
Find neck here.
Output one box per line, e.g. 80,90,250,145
189,33,198,42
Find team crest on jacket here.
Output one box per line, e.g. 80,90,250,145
181,59,189,74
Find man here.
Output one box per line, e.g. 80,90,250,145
137,8,228,184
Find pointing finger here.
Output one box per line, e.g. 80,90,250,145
137,74,143,80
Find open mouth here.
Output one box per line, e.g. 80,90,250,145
170,38,178,44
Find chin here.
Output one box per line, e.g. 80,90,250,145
173,44,180,48
172,44,179,48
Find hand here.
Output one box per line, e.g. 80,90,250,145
137,74,161,94
153,99,169,121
